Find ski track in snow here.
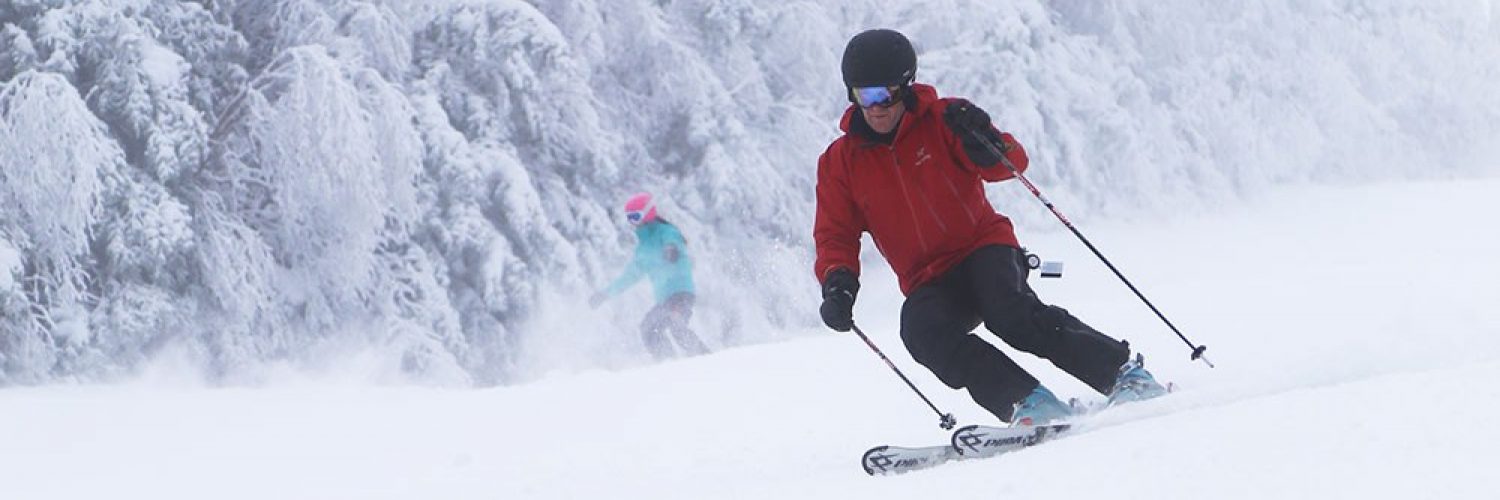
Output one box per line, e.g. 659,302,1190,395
2,177,1498,499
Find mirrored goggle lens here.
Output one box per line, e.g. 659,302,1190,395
854,85,901,108
626,211,645,223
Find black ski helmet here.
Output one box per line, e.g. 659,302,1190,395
841,29,916,88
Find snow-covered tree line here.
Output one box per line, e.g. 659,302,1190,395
1,0,1496,384
0,0,837,384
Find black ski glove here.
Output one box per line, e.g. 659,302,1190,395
819,268,859,332
943,99,1007,168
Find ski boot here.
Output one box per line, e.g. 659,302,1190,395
1106,353,1169,407
1011,385,1074,426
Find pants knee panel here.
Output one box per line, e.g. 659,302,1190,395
900,328,972,389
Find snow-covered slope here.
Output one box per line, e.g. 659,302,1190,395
5,177,1496,499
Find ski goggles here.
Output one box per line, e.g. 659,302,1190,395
625,201,654,224
852,84,906,109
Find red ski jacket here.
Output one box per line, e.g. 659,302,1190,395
813,84,1029,295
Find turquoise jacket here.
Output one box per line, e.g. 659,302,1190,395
601,220,695,303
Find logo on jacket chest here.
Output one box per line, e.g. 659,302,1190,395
912,145,933,167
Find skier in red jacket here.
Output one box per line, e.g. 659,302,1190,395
814,29,1167,425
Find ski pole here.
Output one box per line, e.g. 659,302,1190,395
967,129,1215,368
850,324,957,429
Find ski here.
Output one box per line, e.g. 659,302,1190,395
950,423,1071,457
861,444,957,475
861,423,1072,476
861,378,1177,475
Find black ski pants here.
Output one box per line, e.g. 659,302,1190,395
900,245,1130,422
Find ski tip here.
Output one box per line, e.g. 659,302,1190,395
862,444,955,476
861,446,882,476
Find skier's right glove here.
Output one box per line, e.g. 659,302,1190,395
819,268,859,332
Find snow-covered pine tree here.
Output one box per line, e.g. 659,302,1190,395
0,70,120,382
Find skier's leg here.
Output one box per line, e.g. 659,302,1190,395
967,245,1130,395
639,302,675,360
901,275,1037,422
666,293,710,355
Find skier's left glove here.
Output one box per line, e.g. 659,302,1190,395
819,268,859,332
943,99,1007,168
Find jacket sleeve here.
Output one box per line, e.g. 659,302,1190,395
812,146,866,283
602,251,646,297
974,132,1029,183
661,225,688,264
